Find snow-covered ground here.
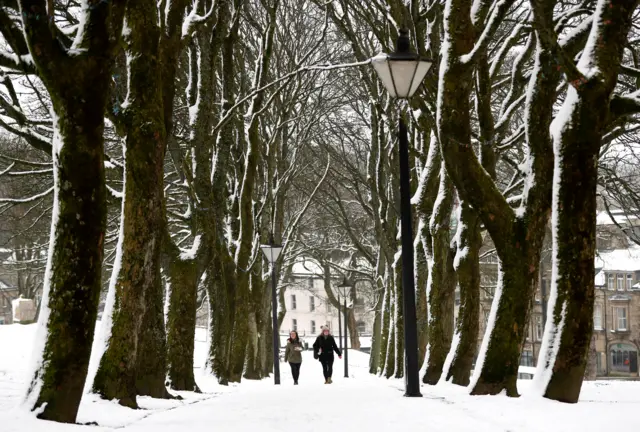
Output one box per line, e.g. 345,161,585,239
2,324,639,431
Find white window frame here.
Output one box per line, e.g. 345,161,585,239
608,274,614,290
627,274,634,290
616,307,627,331
593,304,603,330
291,295,297,310
617,275,624,291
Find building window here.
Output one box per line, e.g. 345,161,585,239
291,295,297,310
616,307,627,331
309,296,315,312
292,319,297,331
310,320,316,334
608,274,614,290
611,344,638,373
617,275,624,291
307,278,314,289
627,274,634,290
520,351,534,367
356,320,366,334
596,352,602,375
535,316,543,340
594,304,603,330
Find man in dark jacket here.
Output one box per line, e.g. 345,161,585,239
313,326,342,384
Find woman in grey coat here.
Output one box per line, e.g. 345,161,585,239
284,330,304,384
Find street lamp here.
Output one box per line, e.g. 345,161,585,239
371,28,432,398
260,233,283,385
337,276,352,379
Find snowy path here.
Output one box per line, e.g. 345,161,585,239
3,325,640,431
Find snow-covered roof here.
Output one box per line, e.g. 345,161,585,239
595,246,640,272
291,260,323,276
596,211,638,226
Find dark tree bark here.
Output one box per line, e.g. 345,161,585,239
165,257,200,391
437,0,557,396
15,0,126,422
446,202,481,385
227,0,280,383
536,0,639,403
93,0,168,407
424,164,456,384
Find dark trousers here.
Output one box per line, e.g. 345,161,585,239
289,362,301,382
320,356,334,379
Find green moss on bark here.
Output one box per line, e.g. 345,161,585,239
166,259,200,392
28,102,108,422
93,0,167,407
446,203,481,386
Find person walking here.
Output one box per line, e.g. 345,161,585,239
284,331,304,385
313,326,341,384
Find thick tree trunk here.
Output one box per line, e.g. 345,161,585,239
165,258,200,392
471,246,534,396
244,273,265,380
207,252,236,384
18,0,124,422
378,269,392,375
533,0,637,404
369,263,384,374
93,0,167,407
424,165,456,384
415,230,429,367
136,271,169,398
26,101,108,422
446,202,481,385
393,261,404,379
438,0,550,396
348,307,361,350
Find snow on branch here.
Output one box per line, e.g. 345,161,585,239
0,186,53,203
460,0,517,65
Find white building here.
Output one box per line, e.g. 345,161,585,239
282,259,375,346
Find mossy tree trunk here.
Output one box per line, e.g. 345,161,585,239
16,0,126,422
165,257,199,391
93,0,168,406
437,0,558,396
164,1,227,391
535,0,639,403
205,1,242,384
228,0,279,382
446,202,481,385
445,50,494,386
424,163,456,384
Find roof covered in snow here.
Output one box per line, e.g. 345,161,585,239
595,246,640,273
596,211,638,226
291,260,323,276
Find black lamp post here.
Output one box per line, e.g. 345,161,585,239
337,276,352,378
371,28,432,398
260,233,283,385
